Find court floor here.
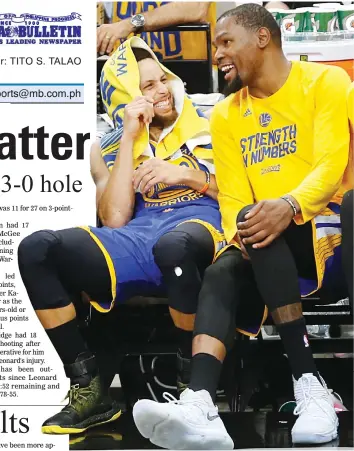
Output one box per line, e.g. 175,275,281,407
69,410,353,450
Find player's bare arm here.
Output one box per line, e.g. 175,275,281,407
90,141,110,209
97,2,210,54
133,159,218,200
96,97,154,228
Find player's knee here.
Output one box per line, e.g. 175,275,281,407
203,251,241,287
237,204,256,224
18,230,60,268
199,262,237,316
201,262,222,290
153,230,191,269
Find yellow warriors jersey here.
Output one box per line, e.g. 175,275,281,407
211,61,351,244
349,82,354,125
343,82,354,191
111,2,216,60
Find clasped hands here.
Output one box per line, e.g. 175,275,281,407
133,158,187,194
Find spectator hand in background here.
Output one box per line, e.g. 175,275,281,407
97,20,132,55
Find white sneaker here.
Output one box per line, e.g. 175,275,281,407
292,373,339,444
133,388,234,450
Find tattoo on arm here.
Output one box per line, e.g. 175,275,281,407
271,302,303,324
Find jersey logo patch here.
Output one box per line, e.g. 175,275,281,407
259,113,272,127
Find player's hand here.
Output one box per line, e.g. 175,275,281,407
122,96,154,141
133,159,187,194
239,237,250,260
97,21,132,55
237,199,294,249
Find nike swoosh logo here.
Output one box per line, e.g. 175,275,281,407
207,412,219,421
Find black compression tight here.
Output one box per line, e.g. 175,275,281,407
341,190,353,304
192,214,317,353
18,228,112,311
153,221,215,314
18,223,215,315
18,224,215,365
194,247,253,349
237,201,352,312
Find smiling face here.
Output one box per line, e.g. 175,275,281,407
138,58,177,128
214,16,263,96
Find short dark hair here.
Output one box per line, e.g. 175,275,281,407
218,4,281,47
132,47,154,62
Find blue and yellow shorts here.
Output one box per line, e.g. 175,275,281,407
81,205,225,312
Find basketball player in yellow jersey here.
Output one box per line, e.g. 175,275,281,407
349,83,354,125
97,2,215,58
341,83,354,305
132,5,353,450
345,83,354,192
210,4,352,445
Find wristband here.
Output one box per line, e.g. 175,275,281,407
281,195,297,216
199,171,210,194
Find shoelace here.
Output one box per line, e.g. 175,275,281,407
279,382,344,413
163,392,179,404
62,384,94,409
162,391,219,412
293,375,331,417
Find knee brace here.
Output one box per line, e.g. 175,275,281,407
18,229,61,270
18,230,69,310
18,230,60,268
153,226,212,314
153,222,213,270
153,229,193,271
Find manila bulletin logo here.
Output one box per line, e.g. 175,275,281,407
259,112,272,127
0,12,82,45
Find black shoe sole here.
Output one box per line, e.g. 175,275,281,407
41,405,122,435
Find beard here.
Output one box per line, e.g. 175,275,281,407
151,107,178,129
223,74,243,97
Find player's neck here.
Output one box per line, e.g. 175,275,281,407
248,53,291,99
149,125,163,142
